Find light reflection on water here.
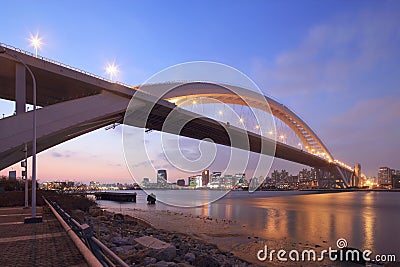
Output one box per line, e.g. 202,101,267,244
97,190,400,258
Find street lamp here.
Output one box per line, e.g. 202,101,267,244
106,62,119,81
29,33,43,57
0,46,41,223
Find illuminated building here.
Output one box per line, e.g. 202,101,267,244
234,173,246,187
209,172,222,188
196,175,203,188
378,167,393,187
223,174,233,188
354,163,361,187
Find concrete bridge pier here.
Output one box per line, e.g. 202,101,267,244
316,165,352,189
15,62,27,115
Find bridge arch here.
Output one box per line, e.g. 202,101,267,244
143,82,334,162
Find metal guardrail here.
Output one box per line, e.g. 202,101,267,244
0,42,133,88
43,197,129,267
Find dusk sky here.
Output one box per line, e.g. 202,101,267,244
1,0,399,183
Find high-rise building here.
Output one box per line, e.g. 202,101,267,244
298,168,310,183
392,172,400,189
271,170,280,184
157,170,167,186
202,170,210,187
378,167,392,187
196,175,203,188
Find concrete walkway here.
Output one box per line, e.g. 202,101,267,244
0,206,88,267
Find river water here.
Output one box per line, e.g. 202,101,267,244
97,190,400,259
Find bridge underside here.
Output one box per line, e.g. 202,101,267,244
0,90,330,169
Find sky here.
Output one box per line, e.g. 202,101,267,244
1,0,399,183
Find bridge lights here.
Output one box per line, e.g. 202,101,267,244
239,118,244,123
28,33,43,57
218,110,223,115
297,142,303,149
106,62,119,81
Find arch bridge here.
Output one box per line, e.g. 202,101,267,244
0,43,356,188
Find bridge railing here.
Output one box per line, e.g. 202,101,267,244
43,196,129,267
0,42,133,88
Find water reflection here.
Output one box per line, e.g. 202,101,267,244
99,191,400,258
361,192,375,251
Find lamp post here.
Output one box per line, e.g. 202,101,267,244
0,46,40,222
29,33,42,58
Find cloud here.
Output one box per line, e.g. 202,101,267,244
253,4,400,97
131,160,154,168
323,97,400,176
51,151,71,158
51,152,63,158
108,163,122,167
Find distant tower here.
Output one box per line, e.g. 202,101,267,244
157,170,167,187
202,170,210,187
354,163,361,187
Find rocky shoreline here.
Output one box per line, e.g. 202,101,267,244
80,206,258,267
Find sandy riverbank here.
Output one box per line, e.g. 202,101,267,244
105,207,335,266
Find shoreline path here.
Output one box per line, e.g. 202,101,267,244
0,206,87,267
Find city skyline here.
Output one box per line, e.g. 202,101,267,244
1,1,399,182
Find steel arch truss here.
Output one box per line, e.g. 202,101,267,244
157,82,333,161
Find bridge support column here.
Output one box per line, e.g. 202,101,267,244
15,63,26,115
